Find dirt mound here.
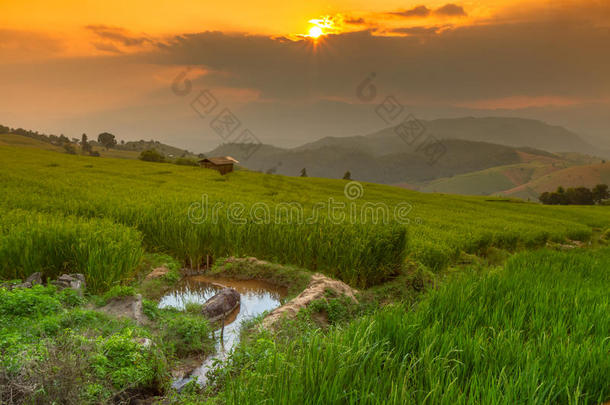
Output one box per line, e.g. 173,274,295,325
145,266,170,280
262,273,357,330
98,294,145,324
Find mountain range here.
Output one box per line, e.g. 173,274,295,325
207,117,607,189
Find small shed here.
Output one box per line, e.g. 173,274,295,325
198,156,239,175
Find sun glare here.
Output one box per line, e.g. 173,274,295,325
308,26,324,38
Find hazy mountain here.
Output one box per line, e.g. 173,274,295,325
208,117,600,184
209,139,560,184
297,117,599,156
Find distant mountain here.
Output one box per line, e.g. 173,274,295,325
209,139,561,184
298,117,599,156
208,117,602,184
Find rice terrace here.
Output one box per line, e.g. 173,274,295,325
1,0,610,404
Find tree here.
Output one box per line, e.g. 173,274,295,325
139,149,165,162
63,143,77,155
566,187,594,205
342,171,352,180
592,184,609,204
81,133,91,153
300,168,308,177
98,132,117,150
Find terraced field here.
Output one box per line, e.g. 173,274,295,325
2,145,610,284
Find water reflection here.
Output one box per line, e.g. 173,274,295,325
159,276,286,388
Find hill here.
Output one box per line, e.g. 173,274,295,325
208,139,553,184
112,140,198,158
501,162,610,200
419,151,602,196
297,117,600,156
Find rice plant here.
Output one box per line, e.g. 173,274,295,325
0,209,143,292
219,248,610,404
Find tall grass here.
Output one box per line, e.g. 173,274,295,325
0,209,143,292
1,145,609,285
220,248,610,404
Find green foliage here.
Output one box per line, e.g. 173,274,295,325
91,329,161,390
540,184,609,205
175,157,199,166
63,143,77,155
160,312,212,358
142,299,160,321
139,148,166,162
218,248,610,404
97,132,117,150
0,209,143,292
0,286,167,403
0,285,61,318
58,287,86,308
100,285,136,304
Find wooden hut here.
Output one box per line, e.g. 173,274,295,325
198,156,238,175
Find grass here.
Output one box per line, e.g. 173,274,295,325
1,143,610,403
1,145,609,287
0,209,143,292
217,248,610,404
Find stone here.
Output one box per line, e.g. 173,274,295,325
52,273,86,294
1,272,44,291
25,272,43,286
134,337,153,348
201,288,240,323
98,294,145,324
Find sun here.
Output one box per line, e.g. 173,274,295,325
308,26,324,38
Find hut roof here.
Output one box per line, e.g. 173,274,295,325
199,156,239,165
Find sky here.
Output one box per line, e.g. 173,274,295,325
1,0,609,152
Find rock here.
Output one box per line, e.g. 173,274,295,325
98,294,145,324
52,273,86,294
1,272,44,291
262,273,358,330
201,288,240,323
145,266,170,280
134,337,153,348
25,272,43,286
10,281,32,290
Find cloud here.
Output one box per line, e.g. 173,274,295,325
0,29,65,61
435,4,467,17
387,5,431,18
85,25,158,53
345,17,367,25
141,14,610,105
390,26,442,35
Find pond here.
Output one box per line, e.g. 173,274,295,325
159,276,287,388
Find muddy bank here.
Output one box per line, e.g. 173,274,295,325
262,273,358,330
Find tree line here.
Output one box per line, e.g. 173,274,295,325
539,185,609,205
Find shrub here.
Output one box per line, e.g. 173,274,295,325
160,313,212,357
175,157,198,166
139,149,165,163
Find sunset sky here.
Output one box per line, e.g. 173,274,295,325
1,0,609,151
